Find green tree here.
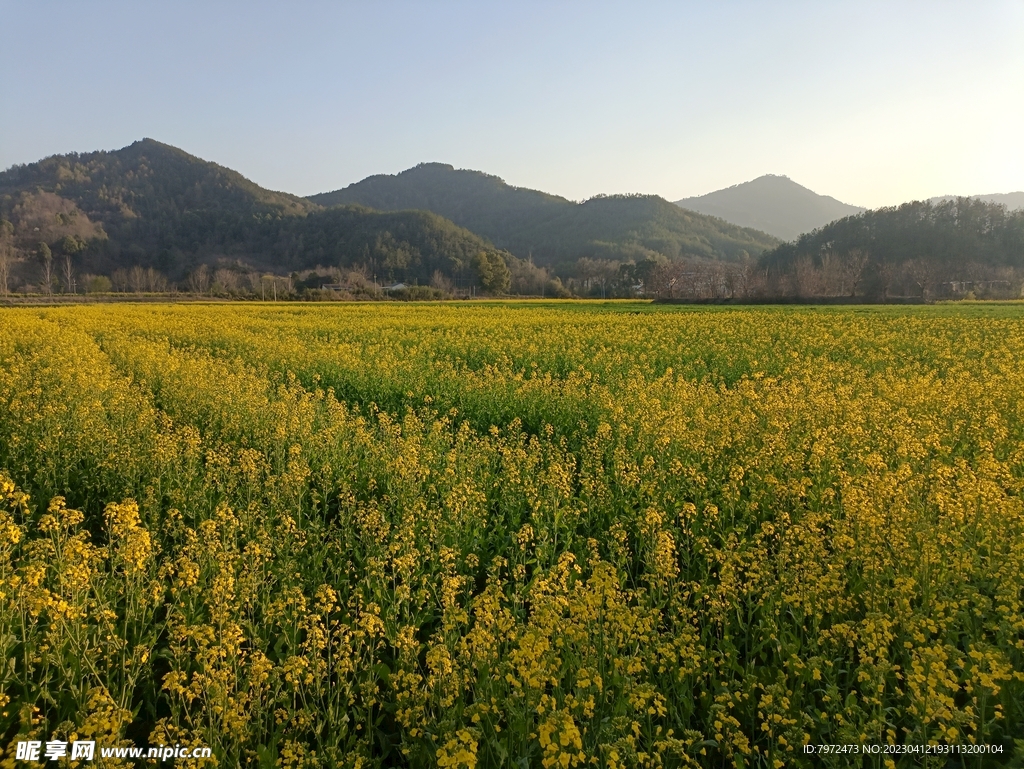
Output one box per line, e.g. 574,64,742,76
471,251,511,294
58,235,86,255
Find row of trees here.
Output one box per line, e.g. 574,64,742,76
0,246,552,299
774,256,1020,300
8,249,1023,302
627,254,1024,302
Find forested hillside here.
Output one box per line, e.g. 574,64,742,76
758,197,1024,299
310,163,570,241
0,141,503,294
516,193,777,266
310,163,779,267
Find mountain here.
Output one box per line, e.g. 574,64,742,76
310,163,780,266
675,175,865,241
311,163,570,238
0,140,496,285
929,192,1024,211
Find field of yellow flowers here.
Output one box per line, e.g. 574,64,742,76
0,302,1022,768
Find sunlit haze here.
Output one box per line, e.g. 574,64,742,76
2,1,1022,208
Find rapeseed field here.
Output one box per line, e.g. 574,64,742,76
0,302,1021,767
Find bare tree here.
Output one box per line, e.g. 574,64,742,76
110,269,129,293
707,262,726,299
128,265,147,294
350,263,371,283
819,251,844,296
213,269,240,293
61,254,76,294
430,270,454,294
187,264,211,294
56,235,85,294
794,256,825,298
0,252,8,297
877,261,899,299
0,220,13,296
246,271,263,294
38,242,54,295
642,260,678,298
839,249,870,297
260,274,289,301
145,267,168,292
737,260,770,298
905,258,943,301
345,267,371,289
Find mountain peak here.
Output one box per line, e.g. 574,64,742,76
676,176,864,241
408,162,456,172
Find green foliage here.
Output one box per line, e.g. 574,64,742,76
85,274,112,293
310,163,780,267
521,194,779,267
387,284,448,301
58,235,86,255
268,206,495,284
762,198,1024,272
471,251,511,293
544,277,572,298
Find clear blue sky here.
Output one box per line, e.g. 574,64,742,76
2,1,1022,208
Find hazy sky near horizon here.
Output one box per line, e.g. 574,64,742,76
2,1,1022,208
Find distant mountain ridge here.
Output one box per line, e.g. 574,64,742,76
311,163,780,265
675,175,865,241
